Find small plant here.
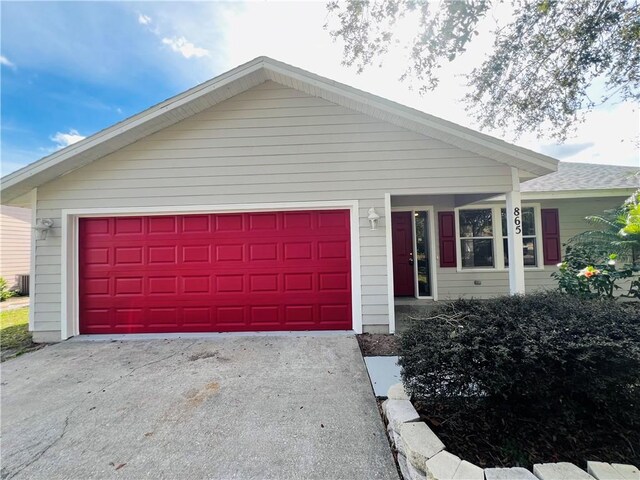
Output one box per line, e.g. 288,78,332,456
0,277,15,302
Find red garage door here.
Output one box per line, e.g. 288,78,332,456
79,210,352,334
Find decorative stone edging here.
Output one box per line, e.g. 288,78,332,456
382,383,639,480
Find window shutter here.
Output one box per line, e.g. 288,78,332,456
541,209,561,265
438,212,457,267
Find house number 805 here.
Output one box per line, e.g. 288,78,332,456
513,207,522,234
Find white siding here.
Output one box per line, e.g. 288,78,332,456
434,196,628,299
0,206,31,290
33,81,515,337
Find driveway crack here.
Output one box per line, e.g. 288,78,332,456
100,340,198,392
2,414,71,480
1,340,198,479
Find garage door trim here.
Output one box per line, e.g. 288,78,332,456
61,201,362,339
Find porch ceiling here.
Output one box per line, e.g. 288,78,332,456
390,192,507,208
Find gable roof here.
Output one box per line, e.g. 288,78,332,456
1,56,559,203
521,162,639,195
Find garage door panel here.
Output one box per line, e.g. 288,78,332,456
215,214,244,232
182,307,212,327
80,210,351,334
181,215,210,233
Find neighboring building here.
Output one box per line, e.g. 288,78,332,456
1,57,637,342
0,205,31,292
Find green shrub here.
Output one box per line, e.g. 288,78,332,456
0,277,15,302
399,292,640,424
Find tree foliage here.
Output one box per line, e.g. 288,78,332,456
326,0,640,139
570,190,640,264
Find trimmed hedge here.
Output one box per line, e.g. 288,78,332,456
399,293,640,423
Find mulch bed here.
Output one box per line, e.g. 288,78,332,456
413,401,640,469
356,333,398,356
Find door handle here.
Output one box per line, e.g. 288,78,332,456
408,257,414,265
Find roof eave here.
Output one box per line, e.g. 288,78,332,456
1,57,270,202
1,56,558,203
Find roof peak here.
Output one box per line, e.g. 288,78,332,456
2,57,558,202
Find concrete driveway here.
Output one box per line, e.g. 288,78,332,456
1,334,398,480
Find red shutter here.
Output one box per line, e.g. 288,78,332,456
541,208,561,265
438,211,457,267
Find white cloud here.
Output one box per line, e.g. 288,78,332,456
162,36,209,59
0,55,16,69
138,13,152,25
517,102,640,167
50,129,86,149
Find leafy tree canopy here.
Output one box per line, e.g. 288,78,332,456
570,190,640,264
326,0,640,140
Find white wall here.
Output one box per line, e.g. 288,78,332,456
0,205,31,291
32,81,515,339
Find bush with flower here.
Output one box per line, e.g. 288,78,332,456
553,191,640,300
553,245,639,299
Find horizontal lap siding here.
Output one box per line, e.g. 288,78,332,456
0,206,31,289
34,81,514,334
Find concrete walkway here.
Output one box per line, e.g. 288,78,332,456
1,335,398,480
0,296,30,312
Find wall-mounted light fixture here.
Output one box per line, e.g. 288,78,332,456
367,207,380,231
34,218,54,240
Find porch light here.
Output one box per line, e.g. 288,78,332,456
34,218,54,240
367,207,380,231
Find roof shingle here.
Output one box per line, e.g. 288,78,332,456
521,162,639,192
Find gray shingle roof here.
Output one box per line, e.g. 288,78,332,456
521,162,639,192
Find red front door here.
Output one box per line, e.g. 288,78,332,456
79,210,352,334
392,212,415,296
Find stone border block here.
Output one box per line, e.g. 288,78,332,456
533,462,595,480
383,399,420,433
424,450,461,480
400,422,445,471
388,424,406,456
452,460,483,480
611,464,639,480
587,461,626,480
485,467,538,480
388,382,410,400
398,453,412,480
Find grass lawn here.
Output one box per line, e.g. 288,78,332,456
0,307,37,360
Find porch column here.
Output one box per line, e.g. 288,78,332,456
505,167,525,294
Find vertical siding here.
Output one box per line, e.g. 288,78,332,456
0,206,31,290
32,81,516,337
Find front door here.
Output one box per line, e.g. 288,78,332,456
392,211,415,296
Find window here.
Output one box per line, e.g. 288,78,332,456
457,205,541,269
414,211,431,296
501,207,537,266
459,209,494,268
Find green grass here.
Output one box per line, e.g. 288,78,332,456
0,307,34,357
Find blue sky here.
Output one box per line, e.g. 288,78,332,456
2,1,638,177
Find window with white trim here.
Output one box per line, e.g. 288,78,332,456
501,207,538,267
459,208,494,268
457,205,541,269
